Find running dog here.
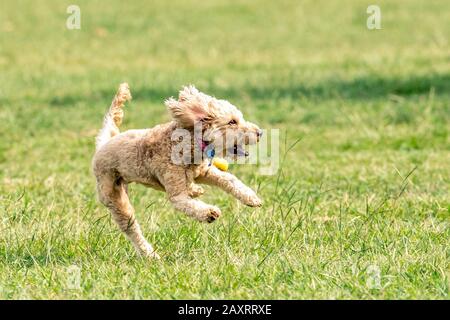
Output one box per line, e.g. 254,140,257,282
92,83,262,258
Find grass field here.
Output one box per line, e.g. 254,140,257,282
0,0,449,299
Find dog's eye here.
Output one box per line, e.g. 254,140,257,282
228,119,237,125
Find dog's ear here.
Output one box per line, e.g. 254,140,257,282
165,86,214,127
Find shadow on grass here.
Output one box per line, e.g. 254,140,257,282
47,73,450,107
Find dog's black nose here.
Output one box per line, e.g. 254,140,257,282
257,129,263,137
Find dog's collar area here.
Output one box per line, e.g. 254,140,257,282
200,140,210,152
205,147,215,166
196,137,210,152
196,137,215,166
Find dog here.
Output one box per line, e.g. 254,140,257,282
92,83,263,259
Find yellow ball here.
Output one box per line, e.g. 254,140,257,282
212,157,229,171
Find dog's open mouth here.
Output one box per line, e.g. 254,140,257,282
228,144,248,157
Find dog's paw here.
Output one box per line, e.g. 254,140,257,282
188,184,205,198
197,206,221,223
136,242,161,260
139,250,161,261
149,251,161,260
242,194,263,207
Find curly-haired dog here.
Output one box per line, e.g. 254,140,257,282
92,83,263,259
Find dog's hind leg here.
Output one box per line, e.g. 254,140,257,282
96,175,159,259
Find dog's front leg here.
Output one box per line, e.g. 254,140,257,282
161,169,221,222
197,166,262,207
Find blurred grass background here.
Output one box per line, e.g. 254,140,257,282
0,0,448,299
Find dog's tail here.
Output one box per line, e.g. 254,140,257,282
95,83,132,150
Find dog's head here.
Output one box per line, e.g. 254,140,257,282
166,86,262,159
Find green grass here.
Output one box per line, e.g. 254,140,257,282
0,0,449,299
